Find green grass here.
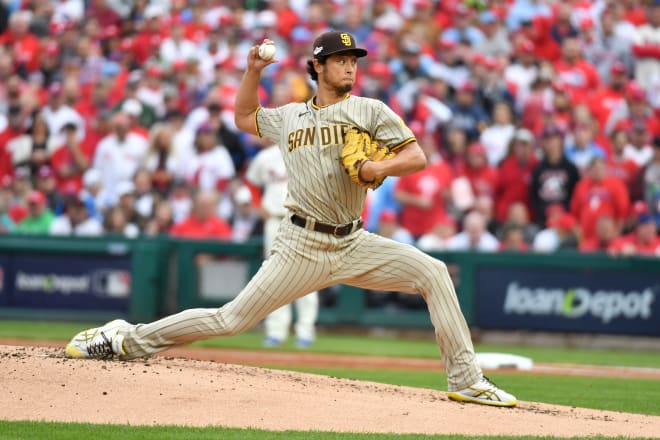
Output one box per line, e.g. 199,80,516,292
0,421,654,440
3,320,659,368
277,367,660,416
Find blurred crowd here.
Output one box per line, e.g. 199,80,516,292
0,0,659,257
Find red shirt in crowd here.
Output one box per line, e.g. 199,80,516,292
0,30,41,72
131,30,166,64
395,161,453,237
170,215,232,240
495,154,539,223
554,59,601,105
462,164,499,199
588,87,627,132
0,126,24,179
49,140,97,193
570,176,629,241
606,155,640,190
608,233,660,257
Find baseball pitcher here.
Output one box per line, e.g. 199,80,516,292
65,31,516,407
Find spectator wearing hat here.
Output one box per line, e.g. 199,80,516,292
475,10,512,57
554,37,601,105
112,81,158,129
170,189,231,240
461,142,499,201
362,61,398,109
479,102,516,167
50,122,93,194
505,39,539,112
376,210,414,245
92,112,149,201
390,39,433,90
79,168,109,221
446,210,499,252
570,156,629,243
608,83,660,139
183,122,235,192
41,82,86,149
579,215,620,254
532,210,578,253
631,1,660,90
435,38,471,88
643,136,660,228
394,137,453,239
449,80,489,141
49,191,103,237
587,62,630,131
136,65,166,118
564,121,607,173
529,125,580,228
130,5,166,64
17,190,54,234
609,210,660,257
495,128,539,223
120,99,149,138
228,185,263,243
34,164,65,212
623,121,654,167
606,128,641,193
205,101,245,172
38,42,63,87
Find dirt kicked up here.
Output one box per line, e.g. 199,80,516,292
2,345,659,437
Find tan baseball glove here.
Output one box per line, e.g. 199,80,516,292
340,129,395,190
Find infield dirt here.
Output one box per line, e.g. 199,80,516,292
2,344,659,437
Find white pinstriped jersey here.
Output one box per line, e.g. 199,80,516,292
256,95,415,224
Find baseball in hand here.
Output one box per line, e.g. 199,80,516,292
258,43,276,61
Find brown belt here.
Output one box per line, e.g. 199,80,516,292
290,214,362,237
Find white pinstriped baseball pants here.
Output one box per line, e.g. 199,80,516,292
120,218,482,391
262,216,318,343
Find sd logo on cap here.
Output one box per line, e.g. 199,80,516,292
312,31,368,59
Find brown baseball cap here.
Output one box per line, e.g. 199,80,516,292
312,31,367,59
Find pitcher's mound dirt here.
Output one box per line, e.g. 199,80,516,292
1,345,658,437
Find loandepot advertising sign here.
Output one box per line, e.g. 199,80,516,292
476,267,660,336
10,255,132,311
